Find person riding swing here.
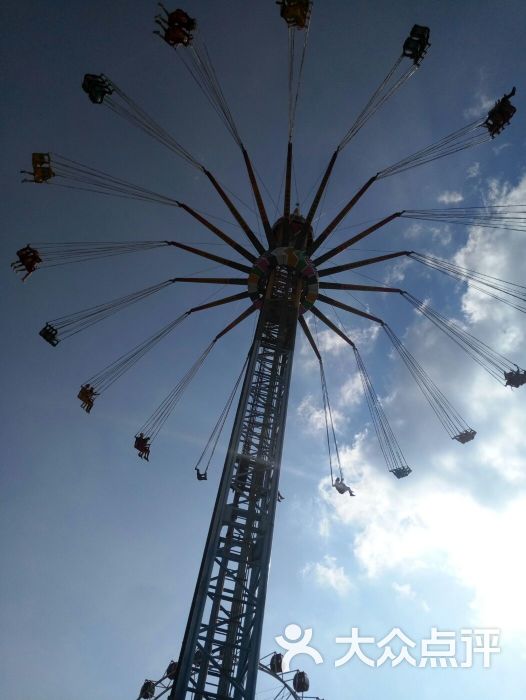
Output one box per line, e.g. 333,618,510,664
78,383,98,413
134,433,151,460
334,476,356,497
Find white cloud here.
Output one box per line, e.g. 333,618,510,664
316,327,347,355
318,516,331,538
382,257,411,284
302,319,380,357
403,223,424,240
321,465,526,634
326,431,371,484
302,555,352,596
350,324,381,347
297,394,345,433
392,582,416,599
392,581,431,612
317,174,526,642
467,162,480,179
404,223,452,246
463,94,494,120
431,224,452,246
492,142,511,156
454,174,526,332
437,191,464,205
338,373,363,407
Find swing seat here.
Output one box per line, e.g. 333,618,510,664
39,323,59,346
139,680,155,699
77,387,90,402
410,25,430,42
270,652,283,674
165,660,178,680
504,369,526,388
390,465,412,479
293,671,309,693
453,429,476,444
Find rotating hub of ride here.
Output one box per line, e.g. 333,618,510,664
247,211,319,313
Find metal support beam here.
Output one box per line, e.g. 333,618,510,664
309,174,378,256
305,148,339,227
166,241,251,274
204,169,266,255
318,250,410,277
241,147,274,247
177,202,257,263
173,277,247,286
319,282,402,293
313,212,402,266
317,293,385,325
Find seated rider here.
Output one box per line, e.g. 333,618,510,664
167,8,196,31
334,477,356,497
134,433,151,460
11,244,38,271
78,383,98,413
11,245,30,269
12,245,42,281
21,252,42,281
498,87,517,110
32,153,55,183
277,1,310,29
154,4,194,45
403,25,430,64
196,469,207,481
504,365,526,388
157,3,196,29
485,87,517,136
154,20,191,46
82,74,113,104
21,154,55,184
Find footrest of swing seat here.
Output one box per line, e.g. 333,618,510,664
390,466,412,479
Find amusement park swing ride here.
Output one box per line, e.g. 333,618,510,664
12,2,525,699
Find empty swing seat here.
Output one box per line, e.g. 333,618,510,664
410,24,430,43
454,429,476,444
390,465,412,479
39,323,59,346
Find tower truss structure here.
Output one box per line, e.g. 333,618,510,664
173,259,303,699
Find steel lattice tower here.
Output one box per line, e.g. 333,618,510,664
172,221,308,700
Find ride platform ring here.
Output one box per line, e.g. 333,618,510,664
247,246,319,314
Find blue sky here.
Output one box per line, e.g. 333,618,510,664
1,1,526,699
